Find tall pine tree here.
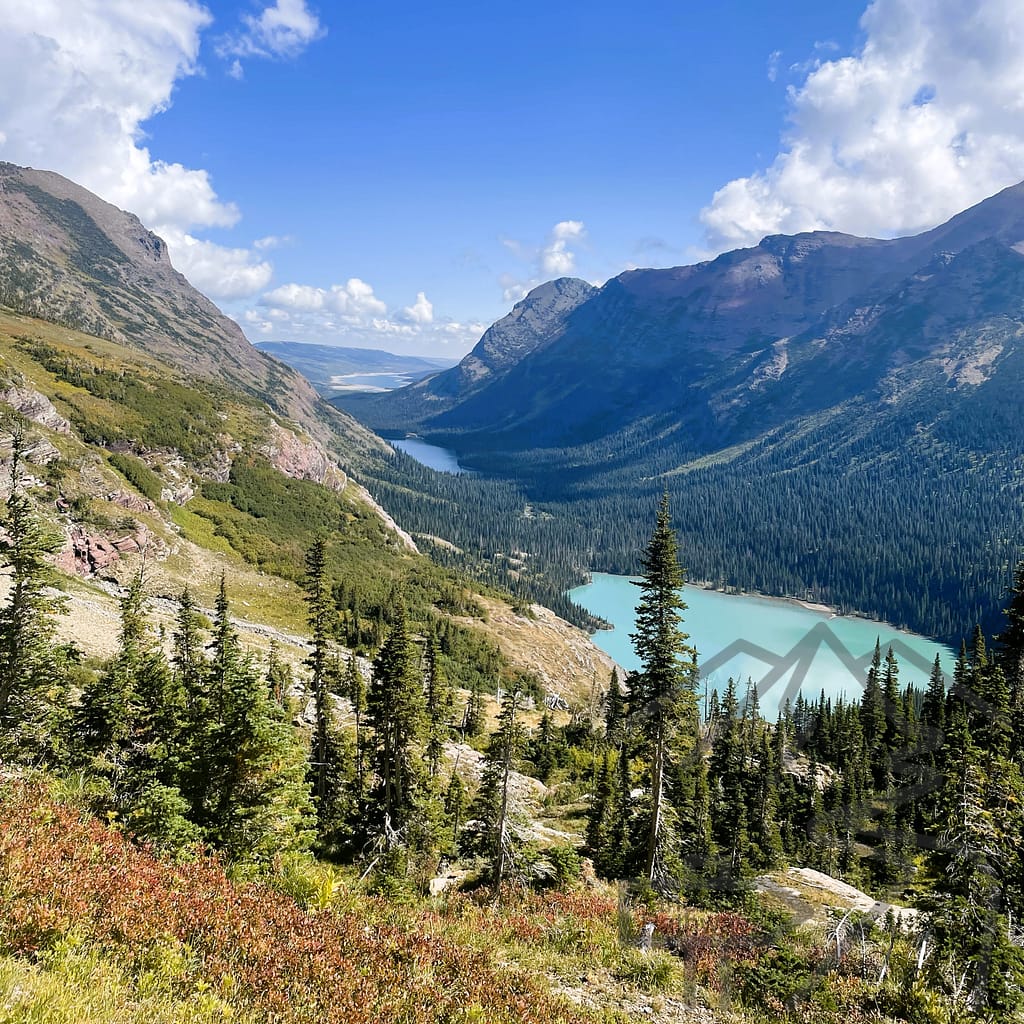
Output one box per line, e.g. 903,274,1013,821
629,494,698,888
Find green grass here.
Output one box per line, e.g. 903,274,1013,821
0,941,244,1024
166,505,237,558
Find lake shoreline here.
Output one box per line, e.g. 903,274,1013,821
568,573,954,717
579,571,938,644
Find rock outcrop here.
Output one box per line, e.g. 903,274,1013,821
56,522,166,577
0,384,71,434
260,422,348,491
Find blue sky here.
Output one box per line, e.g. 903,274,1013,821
5,1,1024,355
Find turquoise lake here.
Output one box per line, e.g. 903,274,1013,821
391,437,469,474
569,573,954,719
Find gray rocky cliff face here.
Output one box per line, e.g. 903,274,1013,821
461,277,598,381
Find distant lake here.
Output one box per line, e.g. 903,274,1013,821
569,573,954,719
392,437,469,475
330,372,418,392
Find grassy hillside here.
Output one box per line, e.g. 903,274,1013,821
0,307,611,701
0,779,930,1024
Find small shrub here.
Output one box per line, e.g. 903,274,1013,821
615,948,679,992
108,453,162,502
544,845,582,889
738,945,814,1008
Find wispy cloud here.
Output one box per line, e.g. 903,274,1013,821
216,0,325,65
500,220,587,302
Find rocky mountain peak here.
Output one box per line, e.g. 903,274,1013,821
0,162,386,460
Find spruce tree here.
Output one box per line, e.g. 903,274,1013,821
443,769,466,854
367,598,426,837
469,688,527,892
172,588,213,823
531,711,562,782
75,572,199,850
860,638,886,748
462,679,485,738
604,667,626,747
927,706,1024,1016
629,493,698,887
303,539,335,815
0,430,72,760
203,580,312,861
585,749,616,862
996,560,1024,720
266,640,294,706
344,652,367,799
921,653,946,743
423,632,452,780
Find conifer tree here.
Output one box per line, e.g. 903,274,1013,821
367,598,426,836
443,769,466,854
266,640,293,706
75,572,156,760
531,711,562,782
861,639,892,790
921,653,946,742
882,645,900,745
996,559,1024,720
462,679,485,738
202,579,312,861
927,706,1024,1017
687,752,716,872
303,538,334,812
469,688,527,891
423,633,452,779
860,638,886,747
75,572,198,849
0,430,72,760
607,747,634,878
629,494,698,887
344,652,367,798
585,749,616,864
604,667,625,746
172,588,212,822
749,729,783,869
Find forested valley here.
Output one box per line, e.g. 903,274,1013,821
352,377,1024,647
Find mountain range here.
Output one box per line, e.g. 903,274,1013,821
342,181,1024,455
339,183,1024,643
3,155,1021,645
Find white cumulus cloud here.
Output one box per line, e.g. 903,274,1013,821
401,291,434,324
157,226,273,300
0,1,230,232
260,278,387,319
253,280,478,354
501,220,587,301
701,0,1024,252
328,279,387,317
0,0,281,301
259,282,326,312
217,0,325,62
541,220,586,275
